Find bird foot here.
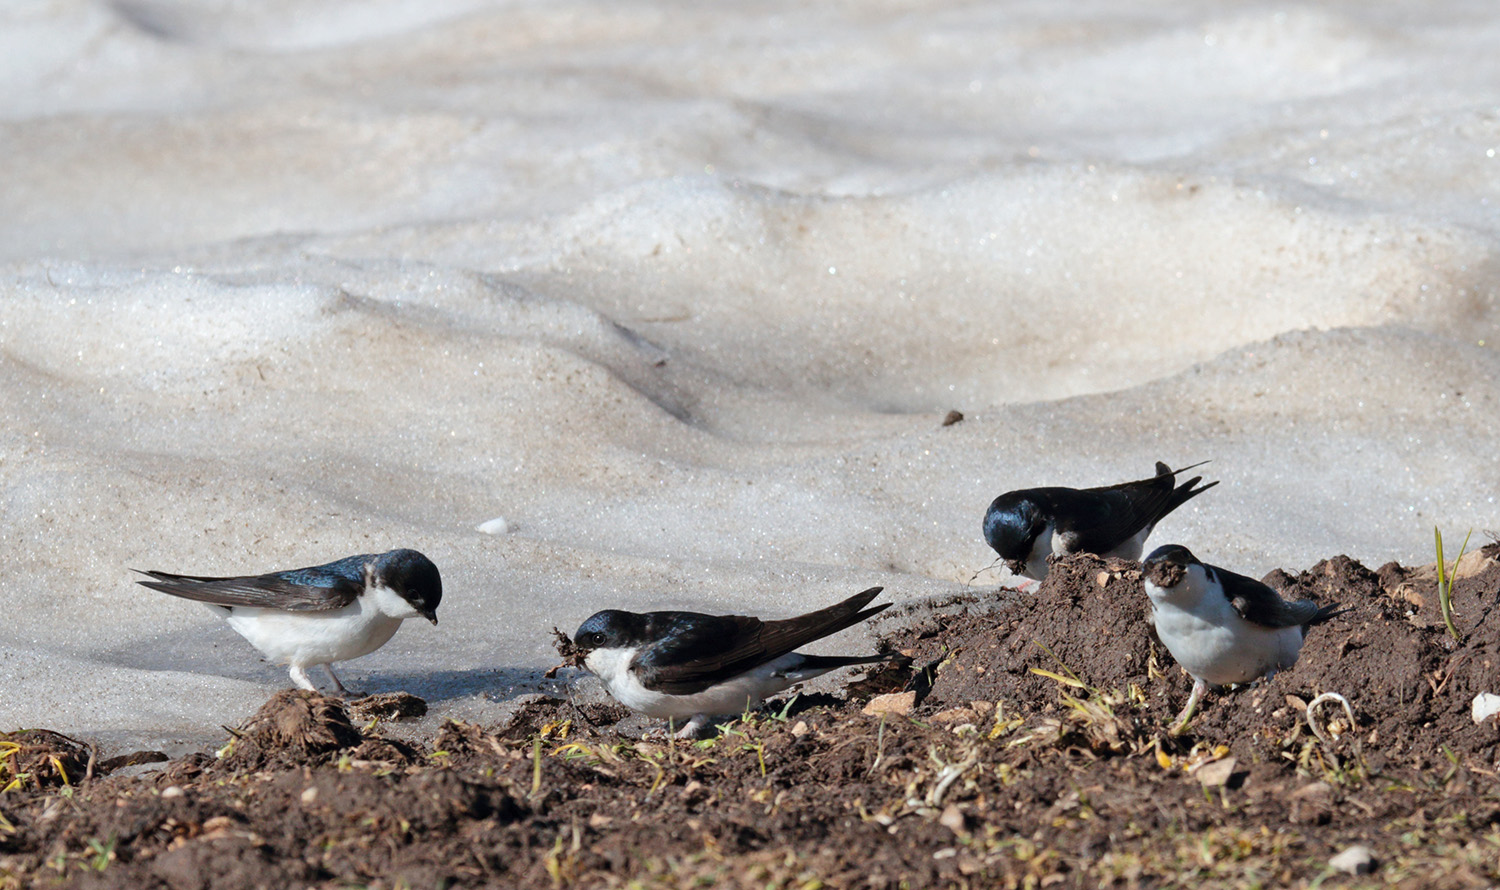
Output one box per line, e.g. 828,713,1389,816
1170,679,1209,734
640,720,713,742
317,665,368,698
673,715,715,740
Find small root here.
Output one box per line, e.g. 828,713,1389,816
1306,691,1362,760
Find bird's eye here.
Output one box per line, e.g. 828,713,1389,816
586,632,605,647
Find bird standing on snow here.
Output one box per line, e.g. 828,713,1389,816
571,587,900,737
983,461,1218,581
1142,544,1342,728
136,549,441,694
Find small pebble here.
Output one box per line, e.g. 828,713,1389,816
862,691,915,717
301,786,318,804
160,786,184,799
1329,845,1377,875
1193,756,1237,788
939,805,968,834
1472,692,1500,725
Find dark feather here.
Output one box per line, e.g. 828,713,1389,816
1049,461,1218,555
133,554,370,612
1301,603,1350,636
1211,566,1322,629
633,587,888,695
791,653,901,674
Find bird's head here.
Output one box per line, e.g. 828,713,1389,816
572,610,647,653
371,549,442,624
1142,544,1197,591
983,493,1043,574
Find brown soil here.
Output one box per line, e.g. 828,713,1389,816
884,550,1500,772
3,551,1499,889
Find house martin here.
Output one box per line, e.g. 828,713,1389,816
983,461,1218,580
1142,544,1342,727
572,586,899,737
135,548,441,694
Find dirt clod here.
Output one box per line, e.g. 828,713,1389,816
863,691,915,716
347,691,427,722
0,728,92,789
219,689,362,770
545,627,585,678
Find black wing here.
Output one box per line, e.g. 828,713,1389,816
1210,565,1321,629
633,587,888,695
1051,461,1217,555
133,556,368,612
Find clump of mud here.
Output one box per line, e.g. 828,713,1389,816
545,628,585,678
347,691,428,723
0,729,93,789
220,690,418,770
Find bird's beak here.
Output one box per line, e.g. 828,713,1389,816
422,610,438,625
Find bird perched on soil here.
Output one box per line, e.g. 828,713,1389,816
983,461,1217,581
135,549,441,694
1142,544,1342,727
570,587,900,737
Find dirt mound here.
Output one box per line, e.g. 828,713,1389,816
220,690,419,771
0,729,93,790
890,555,1159,708
887,551,1500,771
1268,554,1500,770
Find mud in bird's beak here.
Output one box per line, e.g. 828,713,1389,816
421,609,438,625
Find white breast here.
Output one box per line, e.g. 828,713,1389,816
1023,523,1056,580
1146,566,1304,686
1101,525,1152,562
584,648,814,720
222,593,404,670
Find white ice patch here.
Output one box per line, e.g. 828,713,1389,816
2,0,1498,752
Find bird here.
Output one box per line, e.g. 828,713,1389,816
571,586,900,737
1141,544,1343,728
135,549,441,694
982,461,1218,581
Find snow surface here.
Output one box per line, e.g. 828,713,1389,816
2,0,1497,752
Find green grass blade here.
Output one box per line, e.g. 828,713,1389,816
1435,526,1472,641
